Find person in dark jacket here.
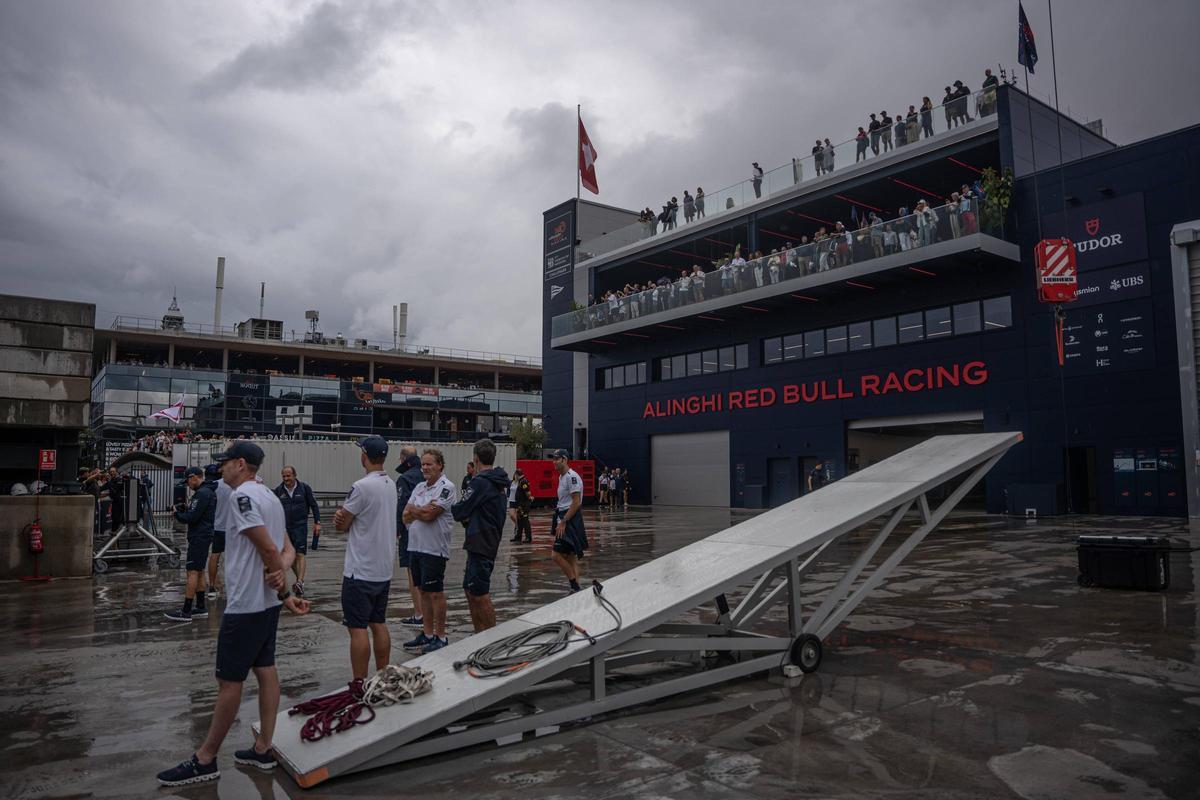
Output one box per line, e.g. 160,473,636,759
274,466,321,597
394,446,426,627
165,466,215,621
450,438,509,632
511,469,533,543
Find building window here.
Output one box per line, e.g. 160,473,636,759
672,354,686,378
638,362,647,384
598,361,647,390
625,363,639,385
898,312,924,343
983,296,1013,329
826,325,848,354
925,307,952,339
848,321,872,351
735,343,749,369
657,343,751,381
783,333,804,361
687,352,702,376
954,301,982,334
659,357,672,381
719,346,736,371
804,329,825,358
763,337,783,365
873,317,897,348
702,349,719,374
610,367,624,388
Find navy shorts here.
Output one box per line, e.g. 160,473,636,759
341,577,390,628
463,552,495,597
211,530,226,554
397,528,411,569
409,552,447,593
185,533,212,572
287,525,308,556
552,511,588,557
215,605,281,682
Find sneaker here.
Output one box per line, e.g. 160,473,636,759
399,615,424,628
403,632,431,652
293,581,305,598
192,606,209,618
205,589,218,599
234,745,277,770
157,754,219,786
421,636,448,654
164,609,193,622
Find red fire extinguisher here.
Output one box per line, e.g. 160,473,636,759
27,519,45,554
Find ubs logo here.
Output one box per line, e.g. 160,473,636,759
1085,217,1100,236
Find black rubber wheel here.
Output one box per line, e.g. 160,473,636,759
791,634,823,674
1077,573,1092,587
93,558,108,574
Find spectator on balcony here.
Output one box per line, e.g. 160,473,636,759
960,186,979,234
882,223,898,254
796,236,812,275
916,200,939,246
942,86,957,127
893,112,908,147
896,206,912,251
813,229,829,271
676,270,691,306
869,212,885,258
683,190,695,224
868,113,882,155
767,250,782,284
751,163,764,198
948,193,963,239
906,105,920,143
953,80,973,124
668,196,679,229
833,222,851,267
812,140,825,175
880,111,893,152
855,127,869,162
691,265,706,301
751,251,764,287
719,259,733,294
823,139,836,172
695,187,706,219
658,204,670,232
980,69,999,116
730,249,748,291
920,97,935,138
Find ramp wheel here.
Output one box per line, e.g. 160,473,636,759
791,634,823,674
1077,574,1093,588
162,553,181,569
93,558,108,574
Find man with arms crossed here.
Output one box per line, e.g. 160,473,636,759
156,441,308,787
394,445,426,628
451,439,509,632
274,466,321,597
165,466,214,621
333,436,397,681
550,449,588,593
401,448,457,653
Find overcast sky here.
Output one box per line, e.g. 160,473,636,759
1,0,1197,358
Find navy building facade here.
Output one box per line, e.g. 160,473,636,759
543,84,1200,516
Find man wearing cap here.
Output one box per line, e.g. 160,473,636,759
550,449,588,593
509,468,532,543
393,445,426,628
274,466,321,598
156,440,309,787
207,463,231,599
165,466,216,621
450,439,508,632
332,436,397,679
402,448,458,650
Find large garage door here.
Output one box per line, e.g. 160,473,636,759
651,430,729,507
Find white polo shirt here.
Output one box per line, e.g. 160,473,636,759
406,475,457,559
214,478,233,533
557,468,583,512
342,470,397,583
224,480,286,615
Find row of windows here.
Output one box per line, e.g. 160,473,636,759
599,362,648,390
763,296,1012,364
660,344,750,381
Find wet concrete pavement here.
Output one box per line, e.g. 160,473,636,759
1,507,1198,799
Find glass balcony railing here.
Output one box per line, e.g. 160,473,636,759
576,88,1000,262
552,196,1005,339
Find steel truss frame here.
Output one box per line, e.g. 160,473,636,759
269,433,1019,787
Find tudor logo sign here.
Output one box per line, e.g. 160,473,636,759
1085,217,1100,236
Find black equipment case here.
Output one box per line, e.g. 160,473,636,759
1076,535,1171,590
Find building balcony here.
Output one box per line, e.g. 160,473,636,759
551,202,1018,351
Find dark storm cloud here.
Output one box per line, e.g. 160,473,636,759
0,0,1197,356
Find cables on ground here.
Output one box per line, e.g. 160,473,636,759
289,664,434,742
454,580,623,678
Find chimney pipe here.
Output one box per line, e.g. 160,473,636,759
214,257,225,331
398,302,409,347
392,304,398,350
259,282,265,318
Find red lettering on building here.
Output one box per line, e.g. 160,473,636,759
861,374,881,395
882,372,904,394
686,396,701,414
963,360,988,385
783,384,800,404
836,378,853,399
903,369,925,392
760,387,776,407
728,390,743,409
801,382,820,403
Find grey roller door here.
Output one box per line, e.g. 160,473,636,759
651,430,730,507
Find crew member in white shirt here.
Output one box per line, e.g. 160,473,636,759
332,436,398,681
550,449,588,593
401,448,457,654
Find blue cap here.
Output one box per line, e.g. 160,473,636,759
212,440,265,467
358,435,388,461
204,464,220,479
184,466,204,478
551,448,570,460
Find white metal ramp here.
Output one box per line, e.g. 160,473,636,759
269,431,1022,787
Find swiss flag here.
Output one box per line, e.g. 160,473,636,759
578,116,599,195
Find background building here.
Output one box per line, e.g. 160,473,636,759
542,84,1200,516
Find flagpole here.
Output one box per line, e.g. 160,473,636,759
576,104,581,202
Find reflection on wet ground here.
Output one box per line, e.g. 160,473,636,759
1,507,1197,798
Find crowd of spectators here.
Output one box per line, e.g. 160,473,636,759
581,181,989,327
123,428,215,455
630,69,1001,239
